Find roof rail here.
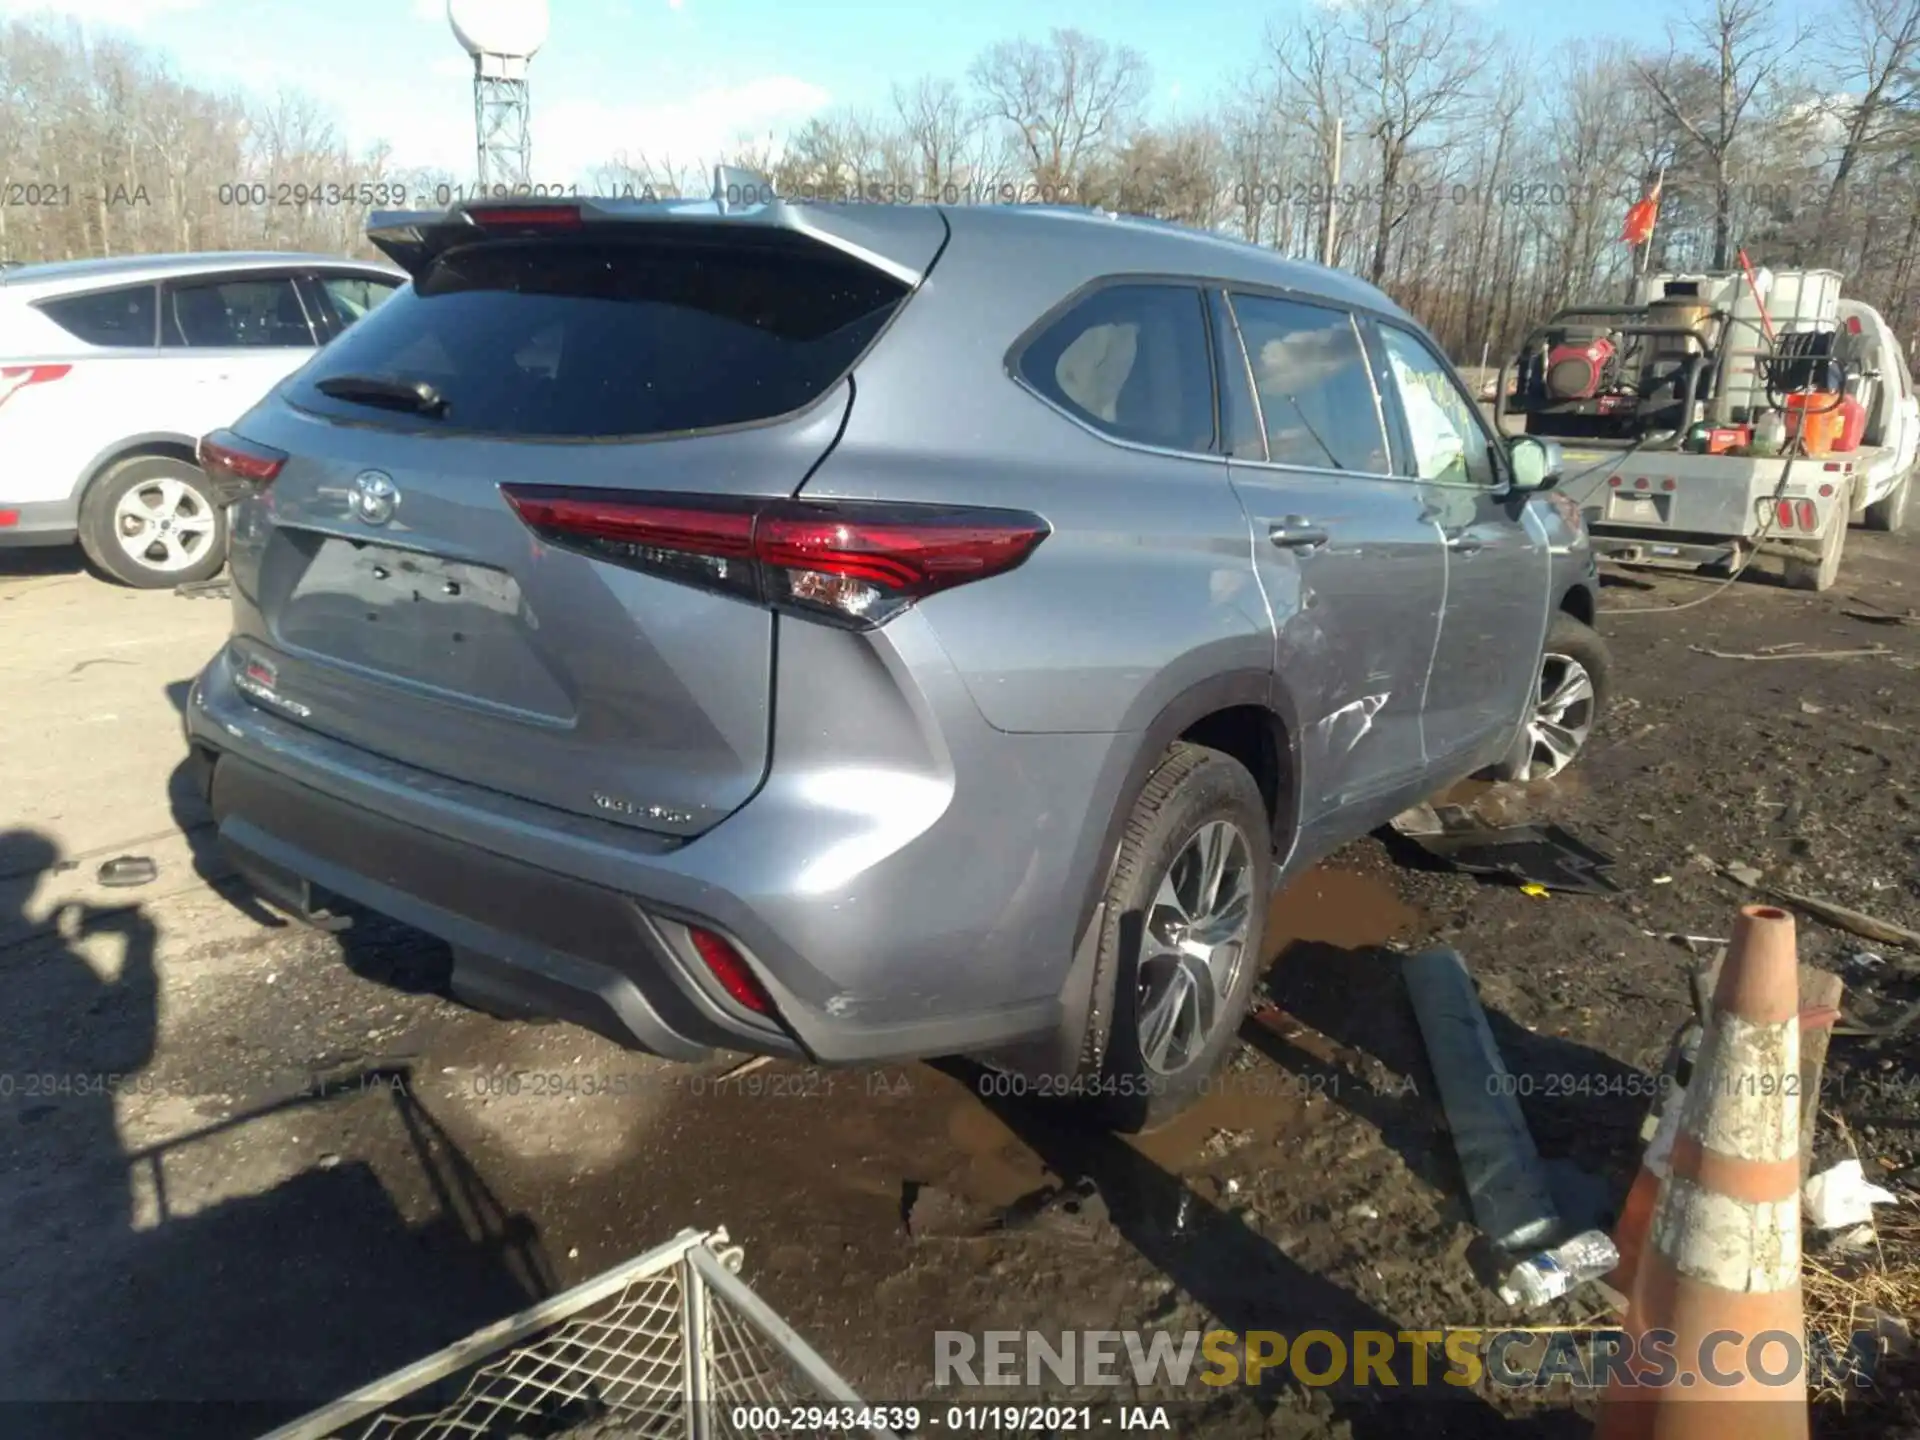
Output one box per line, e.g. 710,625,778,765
713,165,777,213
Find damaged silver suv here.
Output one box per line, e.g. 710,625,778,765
184,194,1607,1130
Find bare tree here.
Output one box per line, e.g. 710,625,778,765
1823,0,1920,214
891,77,983,199
969,28,1149,198
1636,0,1810,268
1270,13,1350,264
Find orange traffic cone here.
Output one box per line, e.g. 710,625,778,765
1608,1014,1702,1301
1598,905,1808,1440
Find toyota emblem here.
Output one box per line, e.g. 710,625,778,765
349,470,399,526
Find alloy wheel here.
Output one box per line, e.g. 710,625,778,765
1134,819,1255,1075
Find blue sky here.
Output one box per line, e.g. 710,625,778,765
3,0,1672,183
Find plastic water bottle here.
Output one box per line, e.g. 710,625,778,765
1497,1230,1621,1309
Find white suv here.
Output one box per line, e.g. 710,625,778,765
0,252,403,586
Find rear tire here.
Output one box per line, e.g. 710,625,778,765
1865,468,1912,534
78,455,228,589
1782,511,1847,591
1074,743,1272,1134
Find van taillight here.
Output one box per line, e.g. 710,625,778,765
500,486,1051,629
198,429,287,489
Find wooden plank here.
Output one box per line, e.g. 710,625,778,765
1799,966,1845,1179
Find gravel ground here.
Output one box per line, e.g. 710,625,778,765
2,531,1917,1439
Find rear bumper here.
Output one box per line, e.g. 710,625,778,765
1590,532,1741,568
0,496,78,547
185,640,1119,1066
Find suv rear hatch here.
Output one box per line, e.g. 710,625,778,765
216,198,949,838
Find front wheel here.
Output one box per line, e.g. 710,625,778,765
1077,743,1272,1133
78,455,228,588
1501,613,1611,782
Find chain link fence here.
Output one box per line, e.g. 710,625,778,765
260,1228,900,1440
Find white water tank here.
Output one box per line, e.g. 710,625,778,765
447,0,549,58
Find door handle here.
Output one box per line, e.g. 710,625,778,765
1269,517,1329,550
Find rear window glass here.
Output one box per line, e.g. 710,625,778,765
36,285,156,347
291,235,908,438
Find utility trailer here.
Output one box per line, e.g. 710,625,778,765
1498,270,1920,591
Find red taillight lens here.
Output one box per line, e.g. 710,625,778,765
1607,475,1622,488
1660,478,1676,491
0,362,72,411
1775,499,1796,529
687,926,775,1016
1819,483,1835,497
1634,476,1649,490
501,487,1051,629
198,429,287,488
1796,500,1817,530
0,509,18,528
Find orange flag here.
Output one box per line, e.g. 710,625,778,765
1621,177,1662,246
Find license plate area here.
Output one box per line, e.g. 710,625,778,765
274,535,560,714
1606,493,1669,524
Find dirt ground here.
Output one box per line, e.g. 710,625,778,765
2,529,1917,1440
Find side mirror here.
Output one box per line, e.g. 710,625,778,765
1508,435,1564,492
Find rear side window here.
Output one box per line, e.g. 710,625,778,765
318,274,400,328
163,277,314,348
1227,294,1389,473
36,285,157,347
292,235,908,438
1017,283,1217,454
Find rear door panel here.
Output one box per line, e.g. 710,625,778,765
1218,290,1445,831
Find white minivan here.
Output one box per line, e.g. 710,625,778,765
0,252,404,585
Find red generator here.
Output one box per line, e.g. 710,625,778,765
1544,328,1617,400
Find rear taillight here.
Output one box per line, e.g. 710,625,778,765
687,926,776,1016
1796,499,1817,530
1775,499,1796,530
501,487,1051,629
0,362,71,411
198,429,287,489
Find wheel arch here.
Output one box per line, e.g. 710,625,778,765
1558,581,1595,628
73,431,203,499
1023,669,1298,1088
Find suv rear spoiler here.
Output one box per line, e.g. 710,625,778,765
366,168,947,288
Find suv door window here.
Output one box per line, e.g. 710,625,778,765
1017,283,1217,454
1226,293,1390,473
162,276,315,348
318,273,400,330
36,285,157,347
1375,324,1499,488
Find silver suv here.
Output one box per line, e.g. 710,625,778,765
184,195,1607,1129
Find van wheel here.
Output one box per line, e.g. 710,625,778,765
1865,468,1911,534
1076,743,1271,1133
1782,512,1847,591
78,455,228,588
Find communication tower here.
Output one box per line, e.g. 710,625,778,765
447,0,549,189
